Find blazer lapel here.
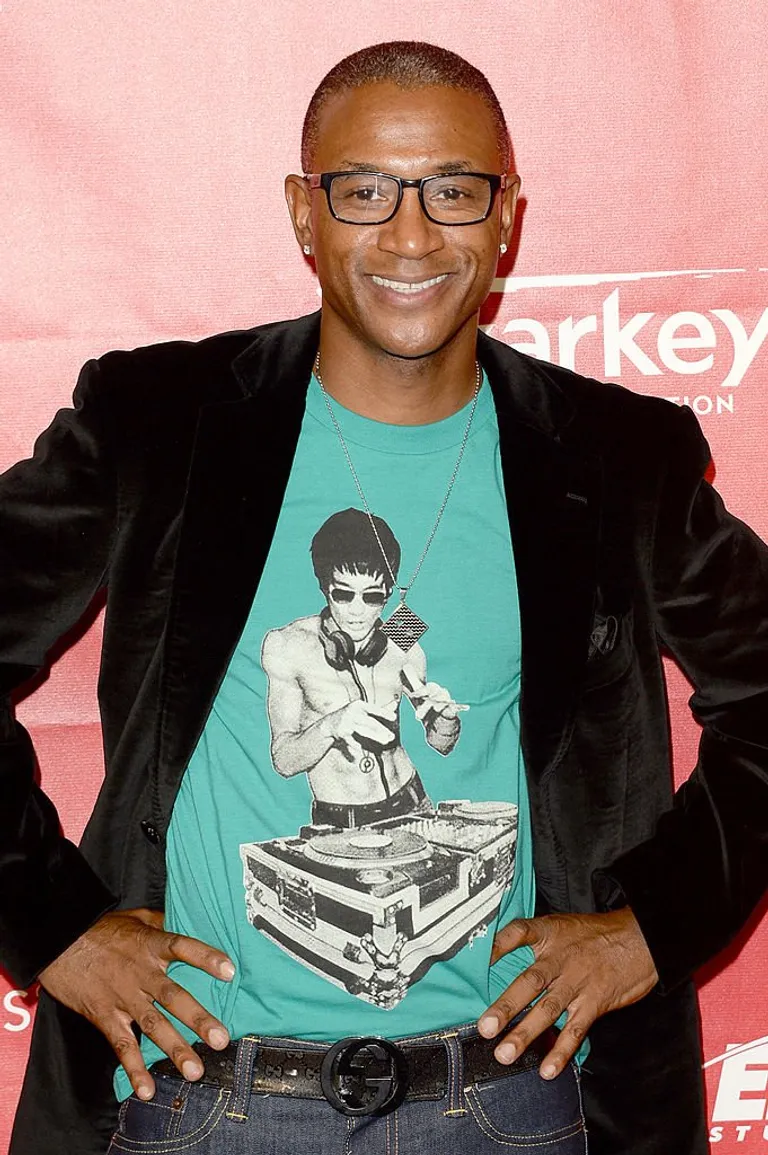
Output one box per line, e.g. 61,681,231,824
153,313,320,821
479,335,602,783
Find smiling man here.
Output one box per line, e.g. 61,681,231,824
3,40,768,1155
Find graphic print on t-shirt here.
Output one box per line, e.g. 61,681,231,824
239,507,518,1010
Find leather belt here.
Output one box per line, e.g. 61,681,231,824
152,1028,555,1118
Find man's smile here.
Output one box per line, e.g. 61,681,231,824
370,273,450,294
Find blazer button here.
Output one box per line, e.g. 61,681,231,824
140,820,161,845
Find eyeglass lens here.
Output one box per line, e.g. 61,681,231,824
329,587,388,606
329,174,493,224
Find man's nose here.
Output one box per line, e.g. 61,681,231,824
376,188,444,261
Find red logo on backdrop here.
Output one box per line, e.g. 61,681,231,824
482,267,768,419
705,1036,768,1146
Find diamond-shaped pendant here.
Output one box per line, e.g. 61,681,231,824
380,601,429,651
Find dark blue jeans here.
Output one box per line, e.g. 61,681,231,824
107,1025,587,1154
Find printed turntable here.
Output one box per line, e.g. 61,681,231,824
239,799,518,1008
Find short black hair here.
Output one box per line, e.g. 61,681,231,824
311,508,401,594
301,41,511,173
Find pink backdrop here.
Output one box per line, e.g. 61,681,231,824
1,2,767,1150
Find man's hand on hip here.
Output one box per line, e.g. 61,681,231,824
479,908,659,1078
37,908,234,1101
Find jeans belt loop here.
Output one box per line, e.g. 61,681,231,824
441,1033,468,1118
225,1035,260,1123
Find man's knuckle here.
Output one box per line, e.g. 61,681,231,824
565,1019,587,1043
165,933,183,956
526,966,548,992
539,993,563,1019
509,1025,531,1048
170,1045,192,1068
493,996,516,1020
547,1052,571,1074
568,938,584,961
190,1011,214,1037
156,979,180,1007
79,997,106,1025
134,921,155,945
138,1009,160,1036
111,1034,138,1060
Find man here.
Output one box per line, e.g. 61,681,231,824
1,39,767,1155
253,506,513,1011
262,506,465,822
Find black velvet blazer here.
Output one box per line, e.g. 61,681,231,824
2,312,768,1155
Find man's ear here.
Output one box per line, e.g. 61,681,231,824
499,173,520,252
285,174,313,254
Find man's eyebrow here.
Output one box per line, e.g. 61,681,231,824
433,161,474,174
332,573,386,586
332,578,384,588
336,162,382,173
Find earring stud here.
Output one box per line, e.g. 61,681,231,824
303,244,312,256
499,243,508,255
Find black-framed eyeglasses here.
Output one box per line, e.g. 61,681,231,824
305,171,507,226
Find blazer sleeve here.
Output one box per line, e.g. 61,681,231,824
595,404,768,990
0,358,119,988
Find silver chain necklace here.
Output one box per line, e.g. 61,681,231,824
314,354,482,651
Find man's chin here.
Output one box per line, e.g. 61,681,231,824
368,327,464,362
365,306,484,362
323,294,476,361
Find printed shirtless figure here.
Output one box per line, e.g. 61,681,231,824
261,508,467,827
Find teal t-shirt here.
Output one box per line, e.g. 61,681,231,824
115,371,544,1097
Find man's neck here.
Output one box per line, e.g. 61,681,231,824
316,320,480,425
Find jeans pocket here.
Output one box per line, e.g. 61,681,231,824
465,1064,586,1151
108,1077,229,1152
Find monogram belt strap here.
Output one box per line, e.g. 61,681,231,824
151,1029,555,1118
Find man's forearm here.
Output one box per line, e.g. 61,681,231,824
270,712,340,777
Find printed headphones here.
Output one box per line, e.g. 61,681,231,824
319,607,388,670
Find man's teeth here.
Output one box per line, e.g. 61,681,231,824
372,274,448,294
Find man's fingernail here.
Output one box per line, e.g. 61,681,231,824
495,1043,517,1064
182,1060,202,1081
208,1027,229,1049
136,1084,153,1100
220,960,236,980
540,1062,557,1080
478,1015,499,1038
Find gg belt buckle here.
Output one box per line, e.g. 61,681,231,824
320,1036,408,1117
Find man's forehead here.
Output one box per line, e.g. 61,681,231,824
310,82,500,172
332,566,386,587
